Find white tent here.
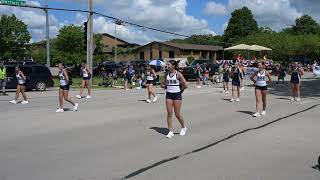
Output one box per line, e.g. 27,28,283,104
250,45,272,51
224,44,253,51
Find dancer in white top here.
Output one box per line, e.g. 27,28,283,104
162,60,188,139
251,62,272,117
145,65,157,103
9,66,28,104
76,63,92,99
56,63,79,113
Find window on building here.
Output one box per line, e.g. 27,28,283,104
169,51,175,58
159,51,162,59
140,52,145,60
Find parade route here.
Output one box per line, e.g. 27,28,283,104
0,73,320,180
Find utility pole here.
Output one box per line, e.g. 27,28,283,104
114,23,117,62
45,0,50,67
87,0,93,84
114,20,123,63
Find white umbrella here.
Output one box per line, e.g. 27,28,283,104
250,45,272,51
149,59,165,66
224,44,253,51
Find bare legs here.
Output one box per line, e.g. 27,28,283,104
59,89,75,109
14,85,27,101
166,99,185,132
79,80,91,96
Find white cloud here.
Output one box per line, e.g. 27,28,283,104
204,1,228,16
0,0,63,42
227,0,302,31
94,0,215,39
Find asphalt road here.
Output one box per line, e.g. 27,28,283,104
0,73,320,180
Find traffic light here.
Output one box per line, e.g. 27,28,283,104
83,21,88,52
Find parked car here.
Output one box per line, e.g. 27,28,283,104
183,59,219,81
5,64,54,91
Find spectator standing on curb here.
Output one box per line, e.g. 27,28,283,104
0,62,7,96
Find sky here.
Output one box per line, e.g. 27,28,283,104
0,0,320,44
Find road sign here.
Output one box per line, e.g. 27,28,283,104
1,0,26,6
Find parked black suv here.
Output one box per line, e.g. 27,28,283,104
183,59,219,81
5,64,54,91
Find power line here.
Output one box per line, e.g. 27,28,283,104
0,3,232,45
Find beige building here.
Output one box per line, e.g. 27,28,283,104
134,41,223,61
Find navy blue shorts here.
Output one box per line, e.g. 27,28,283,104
232,80,240,86
83,77,90,81
223,77,229,82
18,83,26,86
166,92,182,101
60,85,70,91
146,80,154,85
255,86,267,91
291,79,300,84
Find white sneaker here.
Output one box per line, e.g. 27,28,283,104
291,97,295,101
73,103,79,111
236,98,240,102
261,111,266,116
56,108,64,113
166,131,174,139
21,100,29,104
253,112,261,117
146,99,151,103
152,96,158,103
9,100,17,104
230,98,234,102
197,86,201,88
75,95,82,99
296,98,300,102
86,95,92,99
179,127,187,136
241,87,244,91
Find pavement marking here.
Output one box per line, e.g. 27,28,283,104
123,103,320,179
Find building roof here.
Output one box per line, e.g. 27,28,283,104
136,41,223,51
101,33,130,45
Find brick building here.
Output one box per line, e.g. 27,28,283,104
134,41,223,61
100,33,139,54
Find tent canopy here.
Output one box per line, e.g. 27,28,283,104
224,44,252,51
250,45,272,51
224,44,272,51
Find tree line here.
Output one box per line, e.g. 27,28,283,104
171,7,320,63
1,6,320,65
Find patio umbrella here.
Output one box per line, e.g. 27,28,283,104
250,45,272,51
149,59,165,66
250,45,272,58
224,44,253,51
224,44,254,60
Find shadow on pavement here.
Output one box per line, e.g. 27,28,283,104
237,110,254,115
268,78,320,98
149,127,168,135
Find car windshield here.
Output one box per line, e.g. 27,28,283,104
190,60,208,66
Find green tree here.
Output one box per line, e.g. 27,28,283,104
224,7,259,43
54,25,85,65
292,15,320,35
170,34,225,46
0,15,31,62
